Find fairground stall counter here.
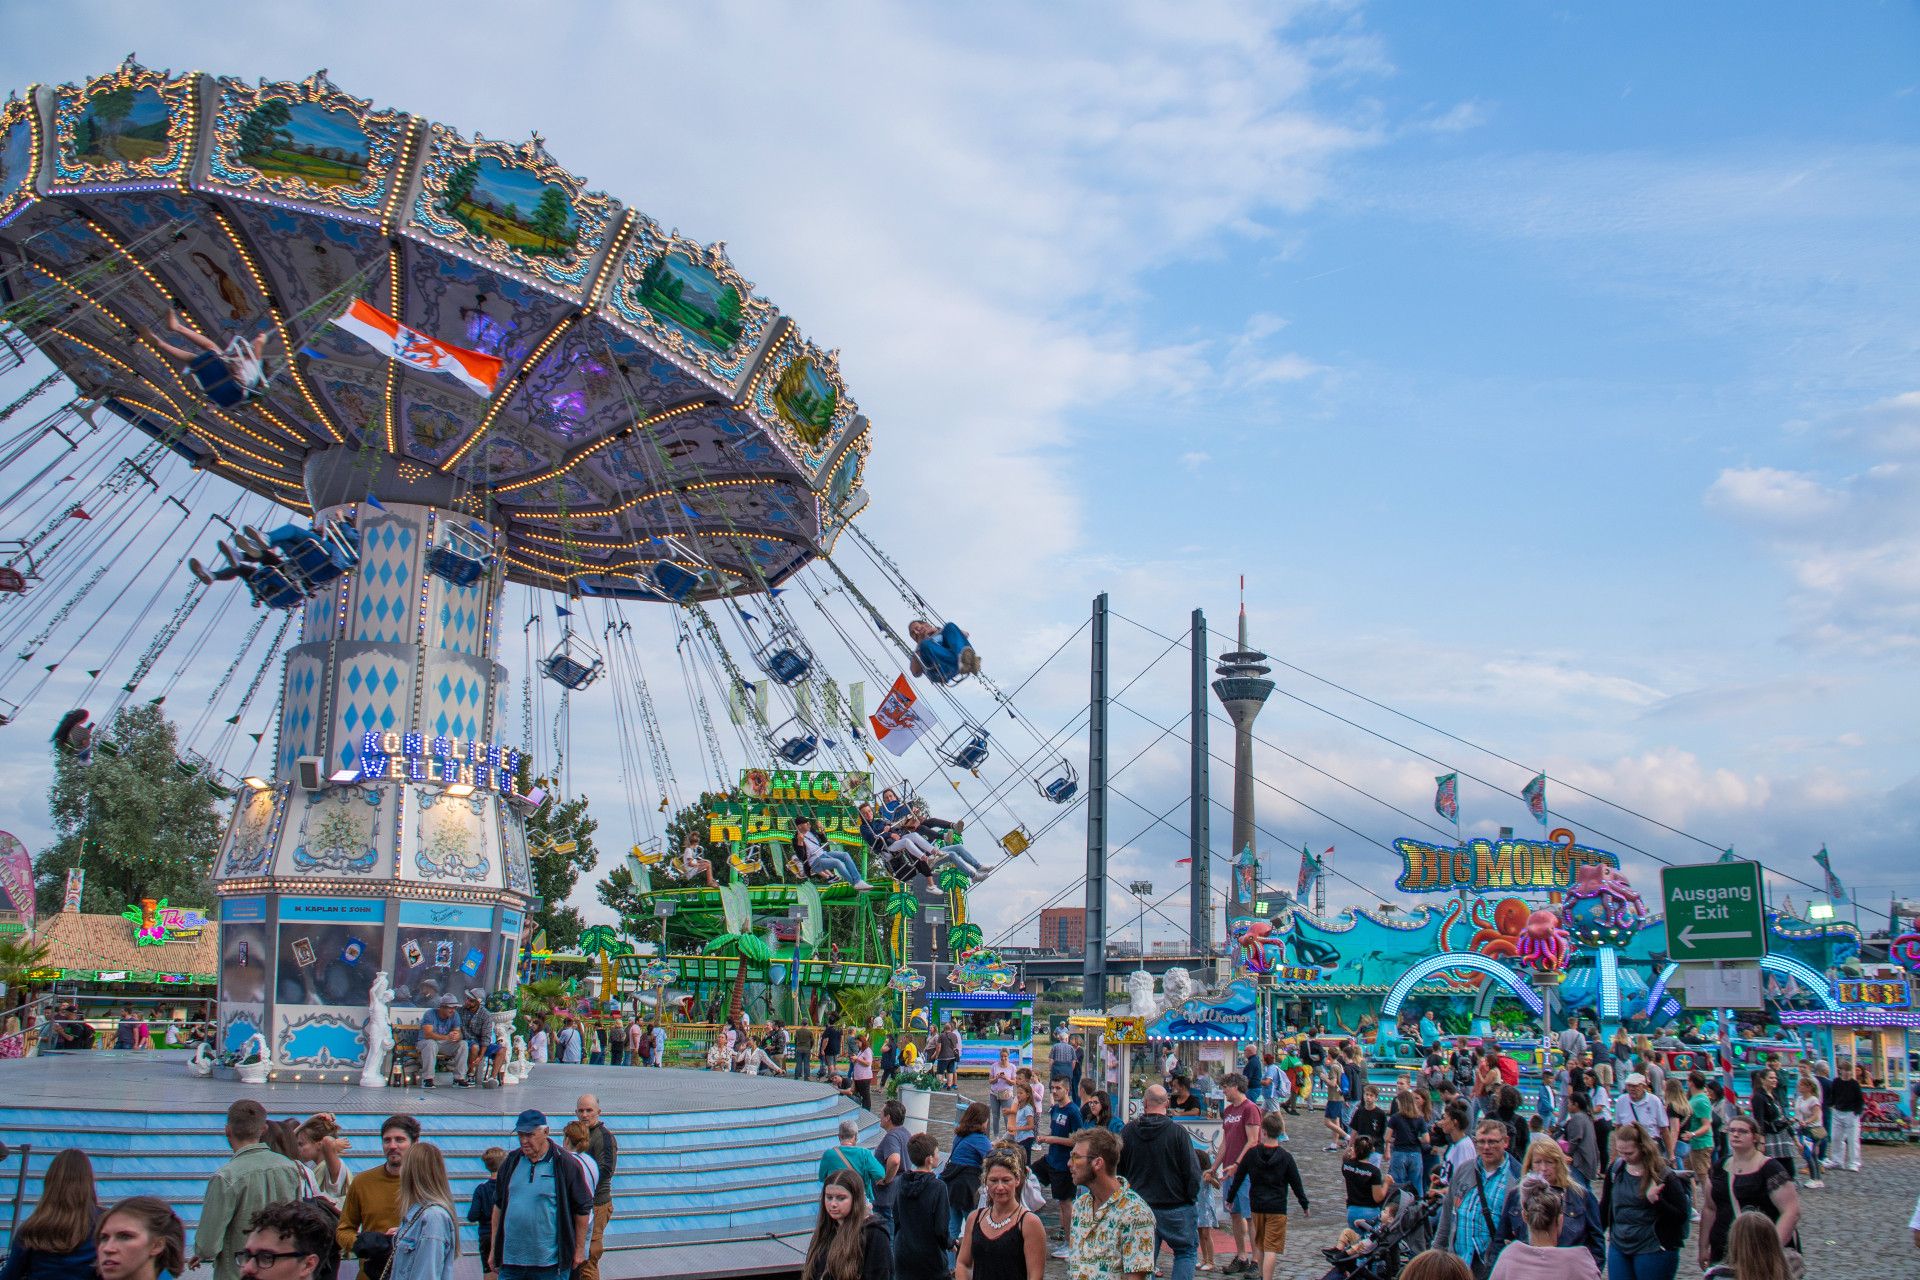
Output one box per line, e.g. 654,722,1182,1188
928,990,1032,1071
1780,972,1918,1141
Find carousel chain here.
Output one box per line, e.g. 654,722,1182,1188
0,372,63,424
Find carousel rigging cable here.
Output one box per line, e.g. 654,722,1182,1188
207,612,292,768
670,610,734,792
183,610,269,748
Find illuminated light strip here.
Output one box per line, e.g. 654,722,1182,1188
0,92,42,229
75,216,175,301
208,207,343,443
1643,962,1679,1017
514,476,782,522
1779,1009,1920,1028
489,400,713,494
244,401,317,447
174,71,202,188
214,456,305,491
378,118,423,235
443,313,578,470
1758,954,1841,1011
1658,998,1681,1021
1381,951,1543,1019
1597,946,1621,1020
583,209,636,310
383,243,401,454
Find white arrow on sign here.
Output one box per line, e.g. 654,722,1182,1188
1679,924,1754,947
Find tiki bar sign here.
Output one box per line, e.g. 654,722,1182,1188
1394,834,1619,894
707,769,874,848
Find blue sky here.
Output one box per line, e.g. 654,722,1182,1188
0,2,1916,941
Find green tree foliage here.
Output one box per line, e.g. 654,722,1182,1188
664,790,732,868
442,158,481,219
596,863,647,936
235,99,292,159
530,188,573,253
519,759,598,952
37,704,220,916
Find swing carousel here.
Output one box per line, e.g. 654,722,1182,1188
0,60,1078,1075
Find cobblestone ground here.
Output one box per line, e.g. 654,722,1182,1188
929,1081,1920,1280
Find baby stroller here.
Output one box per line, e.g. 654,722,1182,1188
1318,1191,1434,1280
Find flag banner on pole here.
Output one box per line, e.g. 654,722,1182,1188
330,298,503,396
726,681,747,726
1813,845,1848,904
869,674,935,756
1297,845,1329,898
1434,773,1459,824
848,681,866,726
1521,773,1548,827
1174,855,1193,867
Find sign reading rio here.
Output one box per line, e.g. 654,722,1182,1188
1394,831,1619,894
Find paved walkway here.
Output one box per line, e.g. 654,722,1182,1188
931,1080,1920,1280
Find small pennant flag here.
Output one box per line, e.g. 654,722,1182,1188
869,673,935,756
1174,855,1193,867
555,605,573,618
1434,772,1459,824
1813,845,1848,904
1298,845,1331,898
363,495,386,510
1521,773,1548,827
329,298,503,396
68,506,91,521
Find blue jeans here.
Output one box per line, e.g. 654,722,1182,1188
809,846,865,885
1150,1203,1198,1280
1389,1150,1423,1193
499,1265,570,1280
1606,1243,1680,1280
917,622,969,683
1345,1205,1380,1227
938,840,986,874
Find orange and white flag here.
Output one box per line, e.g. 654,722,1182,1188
330,298,503,396
868,673,935,757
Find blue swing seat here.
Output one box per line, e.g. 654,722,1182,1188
652,561,705,601
188,351,253,409
940,725,992,771
1040,776,1078,803
246,563,306,610
267,522,359,588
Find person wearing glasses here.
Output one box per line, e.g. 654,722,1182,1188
234,1202,337,1280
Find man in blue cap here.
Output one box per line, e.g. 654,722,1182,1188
489,1108,592,1280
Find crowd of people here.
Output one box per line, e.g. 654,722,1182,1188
0,1093,624,1280
794,1024,1916,1280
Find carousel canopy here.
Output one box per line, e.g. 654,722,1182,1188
0,60,870,600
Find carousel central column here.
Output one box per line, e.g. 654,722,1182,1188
209,452,534,1081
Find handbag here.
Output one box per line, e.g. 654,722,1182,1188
1021,1171,1047,1212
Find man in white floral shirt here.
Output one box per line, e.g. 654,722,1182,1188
1068,1127,1156,1280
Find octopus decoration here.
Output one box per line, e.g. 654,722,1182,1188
1560,843,1647,948
1891,920,1920,973
1514,908,1572,977
1433,896,1533,989
948,946,1014,993
1231,918,1285,975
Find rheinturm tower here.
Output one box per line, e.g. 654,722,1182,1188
1211,585,1274,866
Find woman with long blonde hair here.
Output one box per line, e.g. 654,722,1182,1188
1495,1138,1603,1267
390,1143,458,1280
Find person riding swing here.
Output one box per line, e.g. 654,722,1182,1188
144,309,270,408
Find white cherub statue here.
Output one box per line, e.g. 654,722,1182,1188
358,971,394,1089
1126,969,1158,1018
185,1040,214,1077
506,1033,532,1084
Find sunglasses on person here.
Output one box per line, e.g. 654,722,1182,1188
236,1250,314,1269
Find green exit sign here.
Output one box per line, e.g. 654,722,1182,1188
1661,860,1768,963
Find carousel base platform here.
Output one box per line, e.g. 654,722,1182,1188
0,1053,873,1279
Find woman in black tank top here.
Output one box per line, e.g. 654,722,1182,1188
958,1153,1047,1280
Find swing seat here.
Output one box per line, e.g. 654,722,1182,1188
542,630,606,691
0,566,24,593
426,523,493,586
939,725,991,771
187,351,254,409
651,561,706,601
246,564,306,610
999,826,1033,857
750,626,815,686
762,647,810,685
774,733,820,766
1036,761,1079,804
272,522,358,587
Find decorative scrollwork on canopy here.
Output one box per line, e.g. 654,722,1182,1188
50,57,198,188
206,70,409,216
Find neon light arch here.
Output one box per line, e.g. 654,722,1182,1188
1643,957,1840,1015
1381,951,1543,1019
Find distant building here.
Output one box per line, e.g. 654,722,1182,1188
1039,907,1086,952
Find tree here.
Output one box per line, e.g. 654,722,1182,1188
0,935,50,991
37,703,220,916
712,285,744,343
529,188,573,253
596,863,647,935
235,99,292,160
89,88,136,160
442,158,481,219
520,758,598,953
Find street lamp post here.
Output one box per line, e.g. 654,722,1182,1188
1127,881,1155,959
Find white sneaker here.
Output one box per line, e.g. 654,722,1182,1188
1847,1163,1861,1171
1051,1247,1070,1260
854,880,874,891
1805,1179,1823,1188
1821,1159,1838,1168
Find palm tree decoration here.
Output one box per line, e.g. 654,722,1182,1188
703,880,769,1021
937,865,972,960
948,921,985,957
883,889,919,962
0,935,50,992
796,881,824,955
577,924,621,957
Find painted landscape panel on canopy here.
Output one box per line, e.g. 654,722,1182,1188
73,84,169,166
0,115,33,207
633,251,746,353
442,157,580,259
773,356,838,447
234,99,372,190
